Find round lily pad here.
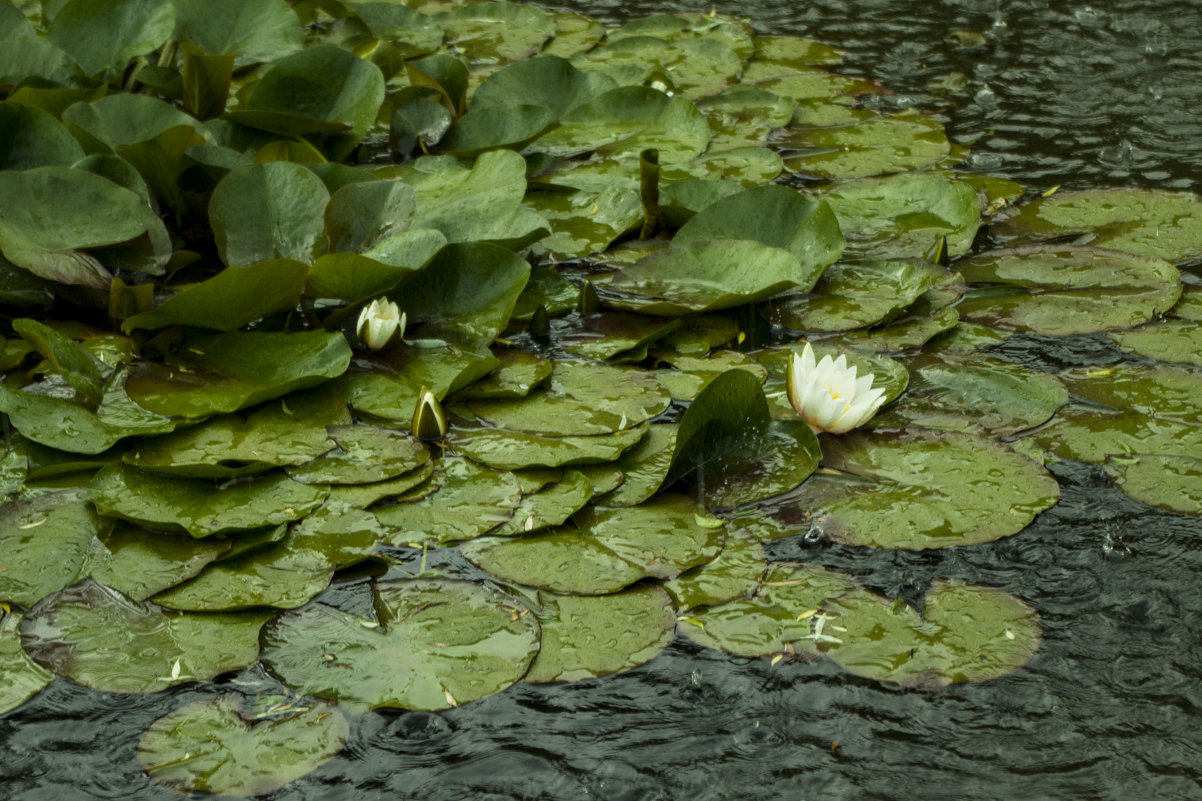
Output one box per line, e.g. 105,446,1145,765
818,580,1041,689
525,584,675,683
261,578,540,711
461,494,724,595
1059,363,1202,426
373,456,522,546
769,259,938,332
447,422,649,470
0,610,53,716
777,110,950,180
285,424,429,485
768,429,1059,549
1109,319,1202,369
954,245,1182,336
488,469,594,537
90,522,231,602
0,489,105,608
662,528,767,612
680,562,857,658
1025,407,1202,464
21,581,269,693
467,360,669,437
603,423,676,506
1104,454,1202,515
138,694,349,797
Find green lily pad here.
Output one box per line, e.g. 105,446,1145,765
1058,363,1202,428
769,259,938,332
559,313,682,363
21,580,269,693
436,2,554,66
373,456,521,546
680,562,856,658
778,110,950,179
818,580,1041,689
461,494,724,595
525,186,643,259
452,350,551,400
467,360,669,437
0,436,27,498
525,584,675,683
209,162,330,266
324,179,416,254
286,425,429,485
698,86,798,150
821,171,982,260
61,93,208,152
761,429,1058,549
125,330,352,419
46,0,174,77
122,259,310,332
306,248,433,303
752,36,844,68
839,305,961,354
90,463,328,537
172,0,303,65
572,34,742,100
90,523,230,602
603,424,677,506
955,245,1182,336
0,166,168,288
138,694,348,798
124,389,351,479
875,352,1068,435
991,188,1202,264
0,374,176,454
327,462,435,509
662,528,767,612
0,101,85,170
0,489,105,608
653,350,767,401
1109,320,1202,369
337,341,498,422
1024,407,1202,463
13,318,110,408
0,611,53,715
488,469,594,537
261,578,540,711
1104,454,1202,515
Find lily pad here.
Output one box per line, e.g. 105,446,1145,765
653,350,767,402
821,171,982,260
461,495,724,595
90,523,230,602
525,186,643,259
991,188,1202,264
769,259,938,332
955,245,1181,336
778,110,950,179
452,350,551,399
680,562,856,658
467,360,669,437
0,611,53,715
818,580,1041,689
261,578,540,711
1024,407,1202,463
488,469,594,537
1104,454,1202,515
435,2,554,66
1058,363,1202,427
373,456,521,546
21,580,269,693
448,423,650,470
208,162,330,267
559,313,681,363
603,424,677,506
1109,320,1202,369
46,0,174,77
761,429,1058,549
0,489,104,608
90,463,328,537
0,101,85,170
286,425,429,485
172,0,303,65
662,528,767,612
138,694,348,798
324,179,416,254
525,584,675,683
125,330,352,419
337,341,498,422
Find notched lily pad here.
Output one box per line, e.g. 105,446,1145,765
286,425,429,485
1104,454,1202,515
0,610,53,715
448,423,649,470
0,489,105,608
261,578,540,711
138,694,348,798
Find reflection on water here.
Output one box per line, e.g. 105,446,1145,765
5,1,1202,799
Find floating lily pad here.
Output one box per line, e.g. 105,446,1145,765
337,342,498,422
90,523,230,602
461,495,723,595
991,188,1202,264
373,456,521,546
1025,407,1202,463
124,389,351,478
559,313,681,363
467,360,669,437
778,110,950,180
1109,319,1202,368
1058,363,1202,426
680,562,856,658
821,171,982,260
839,305,961,354
125,330,352,419
955,246,1181,336
603,424,677,506
327,462,435,509
572,35,742,100
698,86,797,150
525,186,643,259
653,350,767,401
13,318,109,408
46,0,174,77
138,694,348,797
1104,454,1202,515
286,425,428,485
818,580,1041,689
21,581,269,693
762,429,1059,549
0,490,104,608
662,528,767,612
436,2,554,66
525,584,675,683
769,259,938,332
0,611,53,715
453,350,551,399
488,469,594,537
261,578,540,711
874,352,1068,435
91,463,328,537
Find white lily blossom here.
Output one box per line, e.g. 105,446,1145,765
786,343,886,434
356,298,405,351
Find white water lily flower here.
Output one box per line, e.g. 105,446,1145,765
786,343,886,434
356,298,405,351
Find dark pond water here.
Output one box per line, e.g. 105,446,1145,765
4,1,1202,799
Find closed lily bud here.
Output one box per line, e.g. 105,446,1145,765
411,386,447,440
356,298,405,351
786,343,886,434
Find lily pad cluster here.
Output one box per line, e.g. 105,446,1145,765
2,0,1201,795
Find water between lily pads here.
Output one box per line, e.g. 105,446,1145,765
5,0,1202,798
